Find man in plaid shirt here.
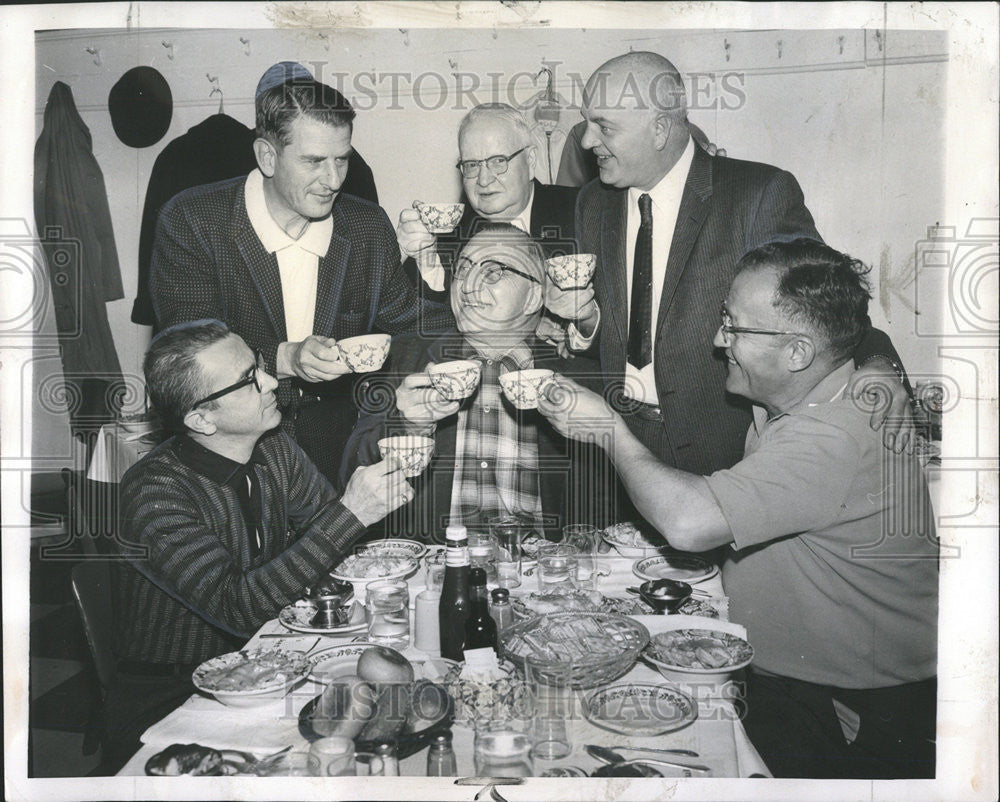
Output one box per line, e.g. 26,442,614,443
343,223,611,542
103,320,412,768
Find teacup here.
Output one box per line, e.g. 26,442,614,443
377,435,435,478
428,360,482,400
498,369,555,410
337,334,391,373
544,253,597,290
414,201,465,234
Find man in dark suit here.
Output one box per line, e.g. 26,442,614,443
150,77,453,486
343,224,612,542
576,51,912,477
397,103,598,353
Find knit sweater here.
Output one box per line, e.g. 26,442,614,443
111,430,363,664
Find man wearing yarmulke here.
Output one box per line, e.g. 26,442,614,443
150,62,453,486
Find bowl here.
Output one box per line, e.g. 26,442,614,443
192,648,312,708
357,538,428,560
643,627,754,686
428,359,481,400
337,334,391,373
498,369,555,410
637,578,692,613
544,253,597,290
377,435,435,477
601,521,670,558
414,201,464,233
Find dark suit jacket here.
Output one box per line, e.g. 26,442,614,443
133,114,379,326
578,147,823,475
341,332,613,543
403,179,580,299
150,177,455,441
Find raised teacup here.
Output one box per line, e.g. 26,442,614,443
377,435,435,478
498,369,555,410
337,334,391,373
428,360,481,400
544,253,597,290
414,201,465,234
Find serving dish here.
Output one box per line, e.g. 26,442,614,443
602,521,671,558
357,538,428,560
583,683,698,737
192,648,311,708
632,554,719,584
643,627,753,684
330,553,419,583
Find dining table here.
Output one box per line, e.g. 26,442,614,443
117,545,771,784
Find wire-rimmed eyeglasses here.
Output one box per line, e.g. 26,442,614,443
718,306,802,344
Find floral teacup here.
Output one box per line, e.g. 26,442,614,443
337,334,391,373
498,369,555,410
414,201,465,234
428,360,482,400
377,435,435,478
544,253,597,290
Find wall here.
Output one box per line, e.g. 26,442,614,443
31,25,948,466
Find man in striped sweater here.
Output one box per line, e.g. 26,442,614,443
102,320,411,769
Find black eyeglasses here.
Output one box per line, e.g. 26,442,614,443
456,147,528,179
719,306,801,343
455,257,541,287
191,350,266,410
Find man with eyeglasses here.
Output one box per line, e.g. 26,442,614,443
539,239,938,779
342,223,611,541
575,51,913,479
103,320,413,769
396,103,599,353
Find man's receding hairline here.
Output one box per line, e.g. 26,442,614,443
585,51,687,113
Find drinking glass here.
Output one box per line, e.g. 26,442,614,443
562,524,600,590
424,551,446,591
467,528,498,583
311,736,355,776
490,515,531,589
365,579,410,648
254,751,320,776
536,544,578,593
525,655,574,760
473,720,534,777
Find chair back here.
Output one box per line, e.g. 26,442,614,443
70,561,117,692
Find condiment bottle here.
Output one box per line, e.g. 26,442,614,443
464,567,499,657
374,742,399,776
439,525,471,661
426,731,457,776
490,587,514,632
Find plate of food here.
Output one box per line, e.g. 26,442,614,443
633,554,719,584
583,683,698,736
331,553,419,583
278,599,367,635
643,628,754,683
356,539,428,560
510,590,649,620
192,648,312,707
298,644,455,758
602,522,670,558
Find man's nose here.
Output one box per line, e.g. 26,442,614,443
712,325,728,349
476,164,496,187
260,370,279,393
579,122,598,150
321,161,342,190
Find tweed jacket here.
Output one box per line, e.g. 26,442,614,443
150,177,455,431
403,179,580,298
110,431,364,664
341,332,612,542
578,147,824,475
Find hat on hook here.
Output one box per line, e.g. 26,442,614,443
108,66,172,148
255,61,314,98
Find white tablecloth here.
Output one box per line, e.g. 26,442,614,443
119,553,770,778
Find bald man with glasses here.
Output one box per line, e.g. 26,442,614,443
103,320,412,768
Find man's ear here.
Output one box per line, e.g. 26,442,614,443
653,114,673,151
253,137,277,178
525,282,544,316
525,144,538,173
183,407,217,436
787,336,816,373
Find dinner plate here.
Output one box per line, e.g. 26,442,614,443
356,538,427,560
632,554,719,584
583,683,698,736
330,554,420,584
277,600,367,635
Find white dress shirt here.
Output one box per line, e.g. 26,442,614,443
623,136,696,405
244,169,332,344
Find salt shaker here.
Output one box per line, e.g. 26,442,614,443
490,587,514,632
426,731,457,776
374,742,399,776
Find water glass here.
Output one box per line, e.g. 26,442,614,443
490,515,531,589
536,544,578,593
311,736,355,776
525,655,574,760
468,528,498,583
562,524,600,590
473,721,534,777
365,579,410,648
254,751,320,776
424,551,446,591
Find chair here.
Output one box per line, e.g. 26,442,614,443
70,561,117,754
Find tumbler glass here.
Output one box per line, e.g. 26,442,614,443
473,720,534,777
254,751,320,776
365,579,410,648
536,544,578,593
525,654,574,760
490,515,531,589
562,524,600,590
311,736,355,776
467,528,498,583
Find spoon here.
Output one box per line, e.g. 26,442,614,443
586,744,710,773
586,742,700,758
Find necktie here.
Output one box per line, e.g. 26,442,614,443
628,193,654,369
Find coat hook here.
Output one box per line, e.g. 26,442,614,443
776,39,783,59
317,32,329,51
239,36,251,56
399,28,410,47
85,46,101,66
874,29,884,52
161,40,174,60
724,38,731,62
837,35,844,55
448,57,458,70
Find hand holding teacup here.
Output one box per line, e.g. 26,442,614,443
536,374,619,440
396,371,461,426
282,335,350,382
396,204,437,257
543,254,599,334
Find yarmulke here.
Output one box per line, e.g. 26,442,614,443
255,61,314,98
108,66,172,148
